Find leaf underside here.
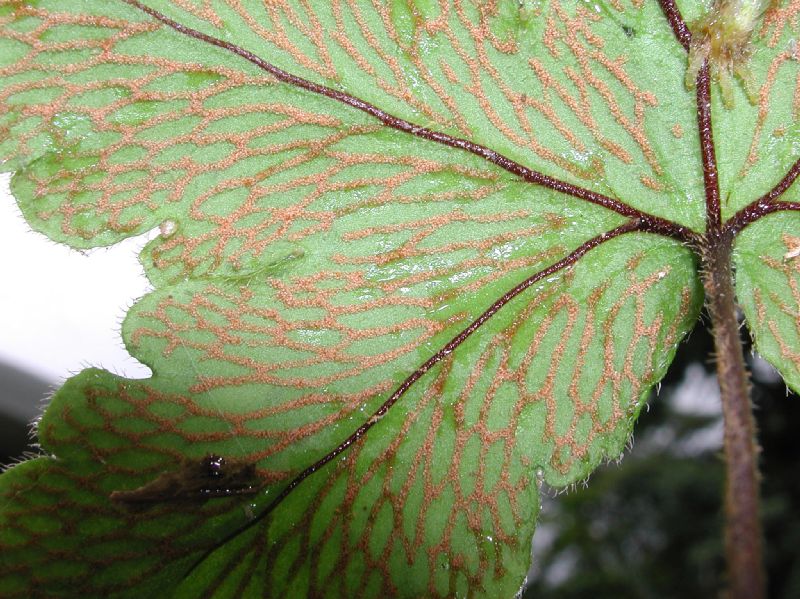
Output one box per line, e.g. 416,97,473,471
0,0,798,597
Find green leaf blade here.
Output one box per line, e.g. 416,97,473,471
735,212,800,393
170,235,700,598
0,0,720,596
0,232,700,596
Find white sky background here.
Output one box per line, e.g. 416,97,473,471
0,173,153,384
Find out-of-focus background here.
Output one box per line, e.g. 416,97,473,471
1,175,798,597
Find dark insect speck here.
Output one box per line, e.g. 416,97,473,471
205,454,226,477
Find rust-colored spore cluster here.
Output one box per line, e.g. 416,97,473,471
686,0,771,106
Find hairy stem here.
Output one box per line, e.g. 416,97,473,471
701,234,765,599
697,64,722,230
658,0,692,50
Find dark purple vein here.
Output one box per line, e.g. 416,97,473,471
657,0,692,51
186,221,644,576
265,225,639,508
725,201,800,236
696,64,722,235
724,158,800,234
120,0,689,241
755,157,800,203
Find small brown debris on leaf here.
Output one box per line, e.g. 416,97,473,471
110,454,260,509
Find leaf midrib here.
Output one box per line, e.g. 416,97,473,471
120,0,690,241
